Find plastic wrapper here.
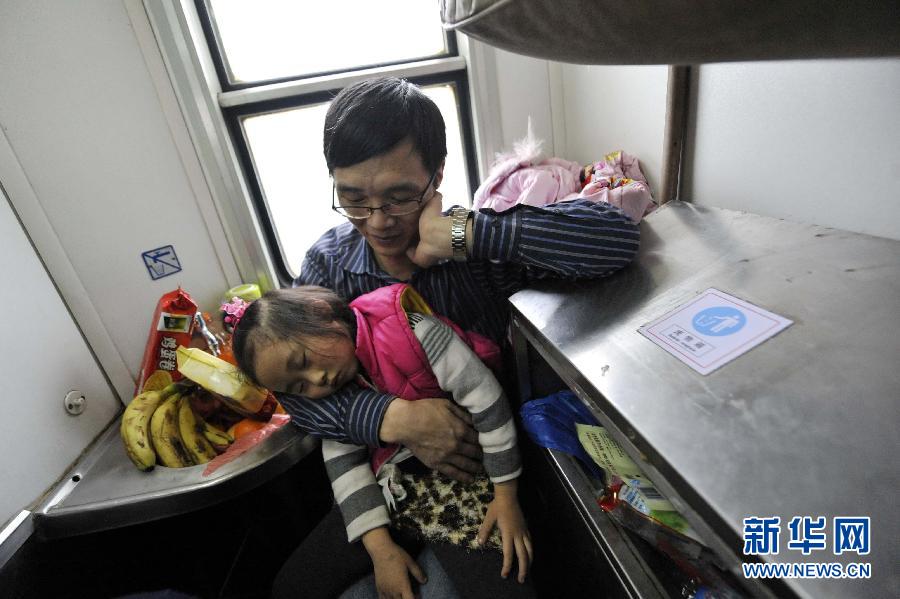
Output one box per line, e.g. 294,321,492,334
617,482,698,539
576,423,701,540
600,484,744,598
523,392,744,596
176,346,271,417
202,413,291,477
135,288,198,395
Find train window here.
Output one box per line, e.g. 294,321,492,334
205,0,448,87
195,1,478,283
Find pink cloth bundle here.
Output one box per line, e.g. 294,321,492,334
474,149,656,223
579,151,656,223
473,156,584,211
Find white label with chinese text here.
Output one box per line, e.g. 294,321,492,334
638,288,792,375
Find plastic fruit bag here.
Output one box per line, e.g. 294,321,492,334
520,390,606,481
176,346,268,416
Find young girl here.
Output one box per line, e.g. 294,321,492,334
229,283,533,598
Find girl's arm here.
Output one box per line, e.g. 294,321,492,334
408,314,532,580
322,439,390,542
325,439,434,591
478,479,533,583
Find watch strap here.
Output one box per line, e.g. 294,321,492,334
449,207,470,262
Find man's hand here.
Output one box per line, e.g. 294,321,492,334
406,193,452,268
380,397,483,482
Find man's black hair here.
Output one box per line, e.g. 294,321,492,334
323,77,447,174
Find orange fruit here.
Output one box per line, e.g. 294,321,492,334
227,418,268,441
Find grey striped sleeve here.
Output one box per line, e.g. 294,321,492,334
471,396,513,432
408,314,521,482
417,317,454,365
322,439,388,542
340,486,389,533
323,445,370,481
483,445,523,483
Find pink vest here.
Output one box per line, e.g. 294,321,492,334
349,283,501,474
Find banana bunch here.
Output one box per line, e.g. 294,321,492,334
120,378,234,471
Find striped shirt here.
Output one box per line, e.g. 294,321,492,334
324,313,522,542
278,199,639,446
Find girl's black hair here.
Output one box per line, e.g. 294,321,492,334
323,77,447,174
231,286,356,385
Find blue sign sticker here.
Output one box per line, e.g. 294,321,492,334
692,306,746,336
142,245,182,280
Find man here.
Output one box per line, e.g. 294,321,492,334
278,76,640,481
272,76,640,599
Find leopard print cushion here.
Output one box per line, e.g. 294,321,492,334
390,471,502,551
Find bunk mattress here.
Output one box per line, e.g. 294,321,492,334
441,0,900,64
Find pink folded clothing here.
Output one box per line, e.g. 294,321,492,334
474,156,584,211
473,148,656,223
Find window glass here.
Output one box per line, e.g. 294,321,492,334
242,83,469,277
209,0,447,83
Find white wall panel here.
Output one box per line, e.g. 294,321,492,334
686,59,900,240
559,65,668,194
0,0,235,395
491,49,556,158
0,187,118,529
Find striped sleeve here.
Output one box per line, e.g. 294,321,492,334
277,383,394,447
408,314,522,483
322,439,390,542
468,198,640,280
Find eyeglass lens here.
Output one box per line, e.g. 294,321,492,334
334,170,437,220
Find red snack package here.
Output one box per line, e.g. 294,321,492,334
135,288,198,395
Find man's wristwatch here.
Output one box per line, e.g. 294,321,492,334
449,207,470,262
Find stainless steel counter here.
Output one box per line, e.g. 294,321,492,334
509,201,899,598
33,416,317,538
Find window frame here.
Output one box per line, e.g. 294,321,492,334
194,0,460,92
224,72,480,284
141,0,503,294
194,1,480,285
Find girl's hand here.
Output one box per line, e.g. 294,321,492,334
372,548,424,599
363,528,426,599
477,480,534,583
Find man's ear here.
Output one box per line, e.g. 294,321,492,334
434,160,445,189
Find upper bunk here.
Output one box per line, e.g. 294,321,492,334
440,0,900,64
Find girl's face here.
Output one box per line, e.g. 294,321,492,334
252,329,358,399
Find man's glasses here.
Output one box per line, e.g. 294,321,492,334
332,170,438,220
